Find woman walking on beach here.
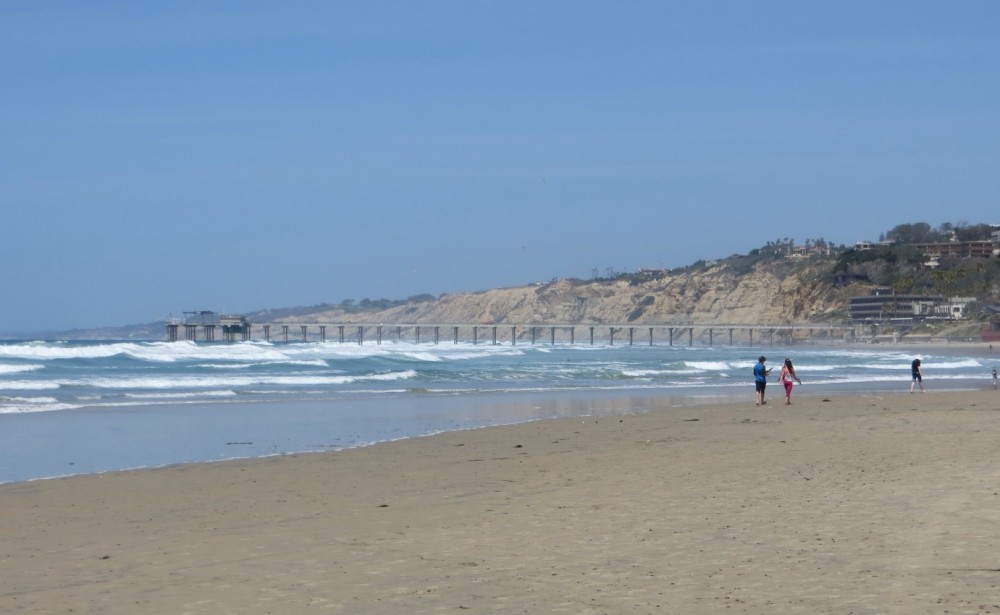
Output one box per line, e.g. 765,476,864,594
777,358,802,405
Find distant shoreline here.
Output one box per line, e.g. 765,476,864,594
857,339,997,353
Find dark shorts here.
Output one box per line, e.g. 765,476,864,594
912,372,922,381
755,381,766,393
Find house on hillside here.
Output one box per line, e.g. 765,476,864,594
913,240,996,259
936,297,977,319
850,291,979,324
849,290,944,324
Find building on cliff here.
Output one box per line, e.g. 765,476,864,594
850,290,978,324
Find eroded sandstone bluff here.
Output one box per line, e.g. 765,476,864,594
277,258,859,327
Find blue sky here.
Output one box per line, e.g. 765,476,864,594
1,1,998,333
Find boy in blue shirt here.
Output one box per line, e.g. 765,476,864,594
754,356,771,405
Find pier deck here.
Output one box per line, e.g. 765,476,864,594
166,320,856,346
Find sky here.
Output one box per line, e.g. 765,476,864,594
1,1,998,333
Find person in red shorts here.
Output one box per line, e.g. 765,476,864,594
777,358,802,405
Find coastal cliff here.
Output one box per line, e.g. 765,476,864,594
276,257,858,327
58,222,1000,340
45,254,861,340
253,222,1000,332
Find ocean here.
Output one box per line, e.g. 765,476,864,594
0,338,995,484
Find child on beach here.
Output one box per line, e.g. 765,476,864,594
992,367,997,390
754,356,771,406
910,358,924,393
777,358,802,405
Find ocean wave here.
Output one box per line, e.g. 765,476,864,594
684,361,737,371
620,368,704,378
0,340,294,363
0,363,44,375
0,342,133,360
926,358,985,369
72,369,418,390
124,391,239,399
195,359,329,369
0,380,61,390
621,369,666,378
0,395,79,413
126,341,298,363
0,395,59,404
0,341,993,413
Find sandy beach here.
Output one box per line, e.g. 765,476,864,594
3,390,1000,614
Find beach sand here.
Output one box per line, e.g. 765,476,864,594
3,391,1000,614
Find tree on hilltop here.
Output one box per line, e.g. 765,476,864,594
885,222,939,244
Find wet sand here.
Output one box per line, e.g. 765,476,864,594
3,390,1000,614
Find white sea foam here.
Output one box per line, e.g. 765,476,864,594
0,395,78,413
0,340,285,363
73,369,418,390
391,349,525,362
0,342,126,360
685,361,736,371
127,341,298,363
225,340,528,364
620,369,661,377
929,358,984,369
395,352,444,362
621,369,696,378
0,380,60,390
0,402,80,414
196,359,328,369
124,391,239,399
1,395,59,404
794,364,842,372
0,363,44,375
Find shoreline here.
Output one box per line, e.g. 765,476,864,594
3,389,1000,613
3,377,998,487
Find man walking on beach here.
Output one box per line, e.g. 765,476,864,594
754,356,771,405
910,358,924,393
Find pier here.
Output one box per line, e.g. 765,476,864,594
165,314,254,343
166,317,856,347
